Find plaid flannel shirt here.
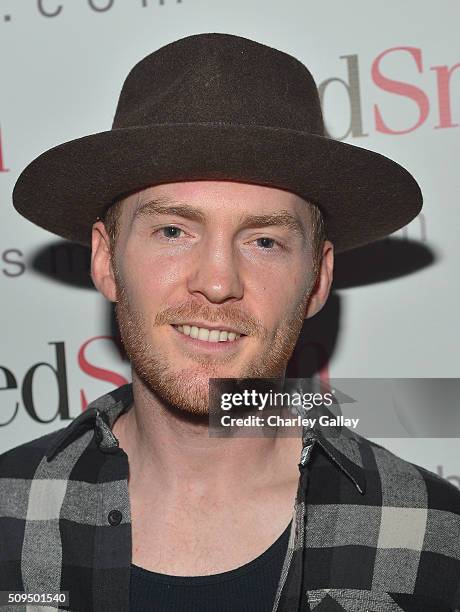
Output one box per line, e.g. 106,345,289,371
1,382,459,612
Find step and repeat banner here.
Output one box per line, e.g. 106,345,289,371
0,1,459,486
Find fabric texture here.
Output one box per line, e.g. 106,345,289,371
1,382,459,612
12,32,422,253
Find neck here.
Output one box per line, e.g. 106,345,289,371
112,371,303,502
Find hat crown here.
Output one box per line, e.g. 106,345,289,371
12,32,422,254
112,33,325,135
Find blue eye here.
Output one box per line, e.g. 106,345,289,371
256,237,277,249
152,228,285,251
160,226,182,239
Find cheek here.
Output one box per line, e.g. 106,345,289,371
249,274,298,324
121,249,186,307
251,265,305,301
257,271,310,335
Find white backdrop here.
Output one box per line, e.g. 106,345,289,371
0,0,458,488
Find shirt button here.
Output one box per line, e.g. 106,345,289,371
108,509,123,526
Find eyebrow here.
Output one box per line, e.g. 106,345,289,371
133,196,307,239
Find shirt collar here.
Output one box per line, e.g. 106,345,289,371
46,383,366,495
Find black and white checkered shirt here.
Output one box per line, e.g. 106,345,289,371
1,383,459,611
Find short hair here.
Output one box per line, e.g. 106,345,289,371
103,192,327,274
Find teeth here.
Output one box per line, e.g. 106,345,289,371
209,330,220,342
173,325,241,343
198,327,209,341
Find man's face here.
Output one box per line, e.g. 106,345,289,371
92,181,332,415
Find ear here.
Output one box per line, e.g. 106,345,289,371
305,240,334,319
90,220,117,302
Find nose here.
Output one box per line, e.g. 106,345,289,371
186,233,244,304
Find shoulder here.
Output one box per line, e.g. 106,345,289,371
0,428,66,481
360,435,460,514
338,435,460,608
359,436,460,583
0,430,66,547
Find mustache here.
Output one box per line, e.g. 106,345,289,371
154,302,265,337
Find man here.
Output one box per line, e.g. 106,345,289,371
3,32,460,612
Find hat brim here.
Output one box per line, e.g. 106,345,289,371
12,123,422,253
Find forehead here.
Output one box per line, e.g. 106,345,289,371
120,180,312,220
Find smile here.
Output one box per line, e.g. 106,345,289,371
171,324,243,343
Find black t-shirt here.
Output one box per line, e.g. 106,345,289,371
129,520,292,612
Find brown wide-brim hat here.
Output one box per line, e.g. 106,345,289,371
12,32,422,253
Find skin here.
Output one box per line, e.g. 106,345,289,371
91,180,334,575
